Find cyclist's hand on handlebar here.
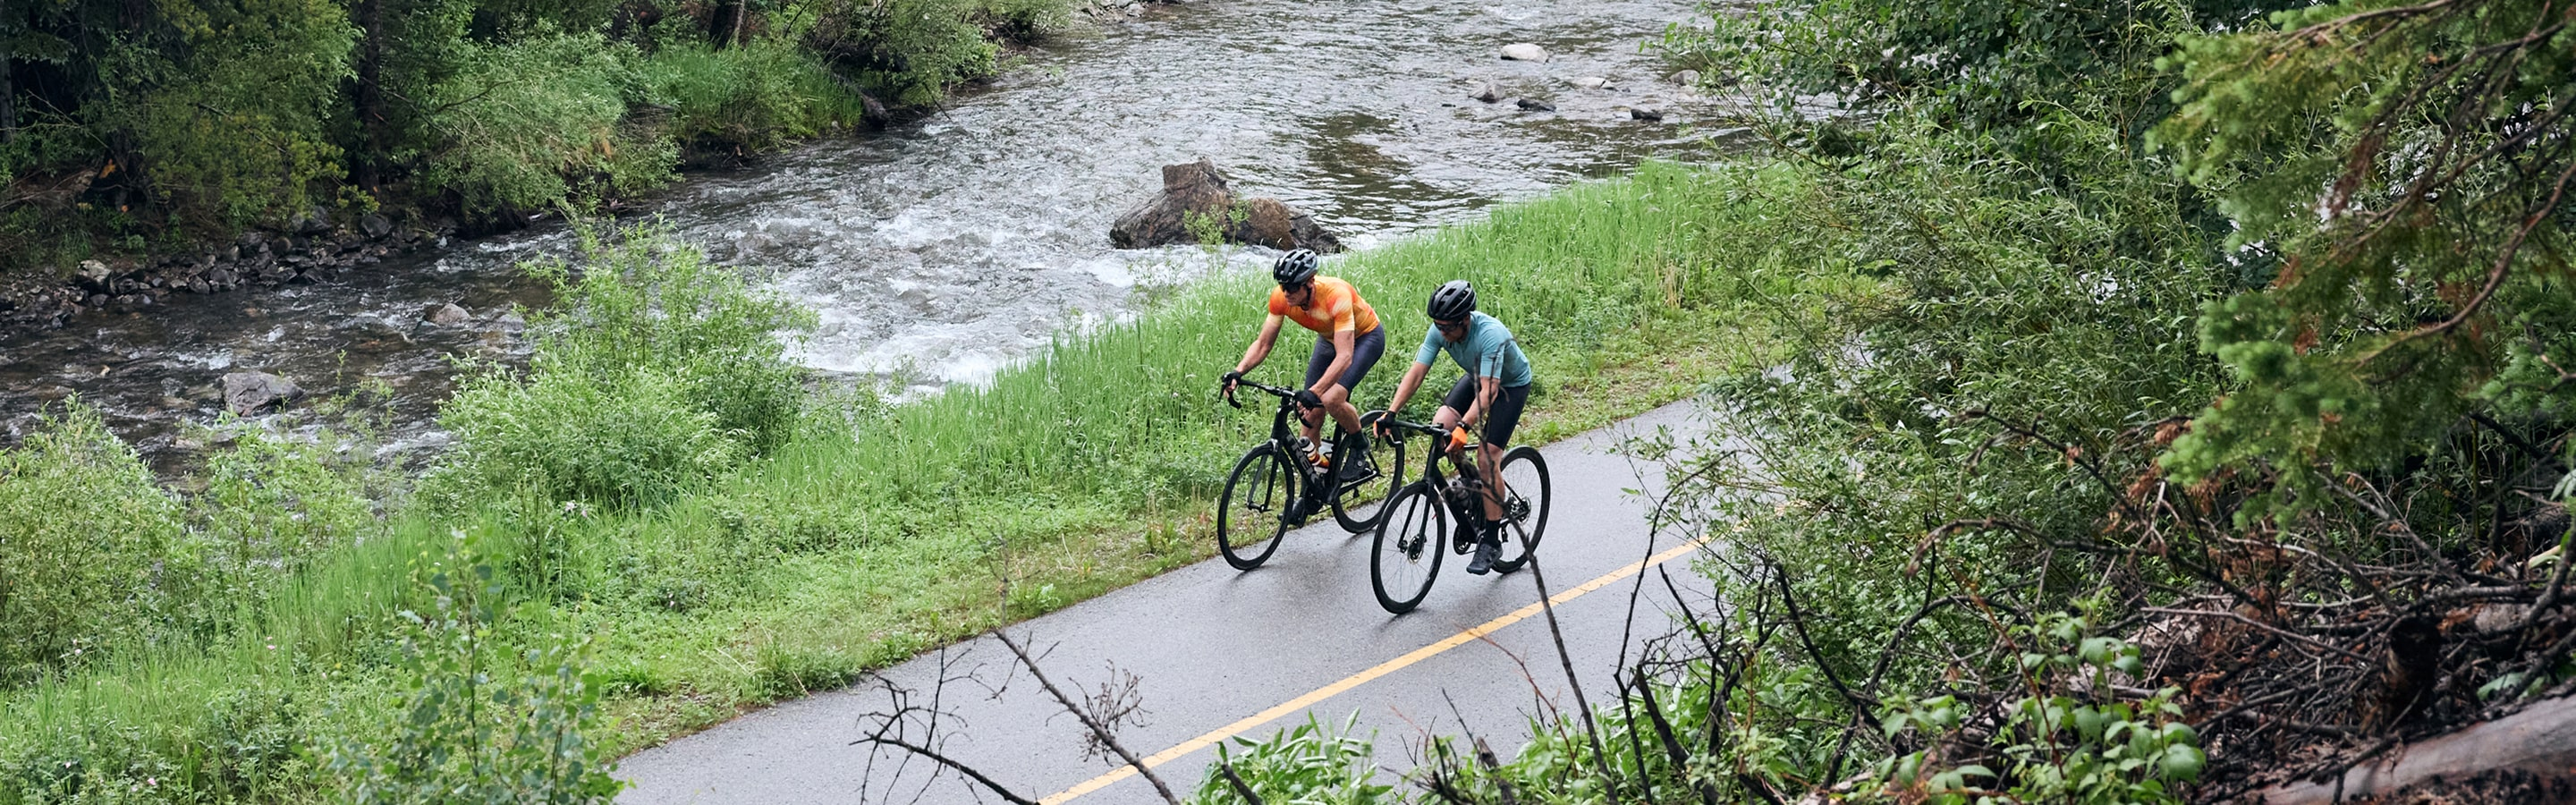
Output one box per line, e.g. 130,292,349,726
1219,369,1243,398
1293,389,1323,410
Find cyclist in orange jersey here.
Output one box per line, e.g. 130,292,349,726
1221,250,1386,519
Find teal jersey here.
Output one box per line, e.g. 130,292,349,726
1415,311,1532,387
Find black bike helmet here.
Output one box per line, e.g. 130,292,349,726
1273,249,1320,286
1427,280,1476,321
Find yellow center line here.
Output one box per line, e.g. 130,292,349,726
1038,538,1708,804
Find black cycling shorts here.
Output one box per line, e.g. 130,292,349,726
1441,376,1530,447
1301,326,1385,394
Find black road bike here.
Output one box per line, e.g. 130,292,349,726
1216,378,1409,570
1361,413,1552,614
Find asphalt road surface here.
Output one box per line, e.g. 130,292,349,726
618,400,1723,805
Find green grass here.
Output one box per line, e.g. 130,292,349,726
0,159,1852,801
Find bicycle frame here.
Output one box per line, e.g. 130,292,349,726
1377,419,1504,551
1225,378,1328,492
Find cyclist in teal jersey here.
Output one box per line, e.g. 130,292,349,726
1376,280,1531,575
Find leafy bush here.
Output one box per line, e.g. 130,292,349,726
801,0,1003,106
1875,614,2203,804
114,0,356,229
417,34,677,215
436,364,743,510
330,538,623,805
530,224,815,454
0,402,193,684
639,40,870,152
197,426,380,602
1192,715,1390,805
429,224,812,510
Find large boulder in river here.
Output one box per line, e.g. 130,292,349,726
1109,158,1343,253
223,372,306,416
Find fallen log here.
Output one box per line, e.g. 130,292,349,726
2262,694,2576,804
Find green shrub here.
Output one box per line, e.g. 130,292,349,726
197,426,379,603
966,0,1073,44
428,223,812,510
1874,614,2202,804
530,224,815,454
801,0,1004,106
0,403,194,685
639,40,869,151
329,538,623,805
417,33,677,214
1193,715,1389,805
435,365,742,510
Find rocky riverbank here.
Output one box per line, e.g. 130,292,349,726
0,212,455,335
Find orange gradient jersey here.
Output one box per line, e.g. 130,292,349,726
1267,275,1381,335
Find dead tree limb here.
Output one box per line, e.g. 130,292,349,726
1526,555,1625,803
992,629,1183,805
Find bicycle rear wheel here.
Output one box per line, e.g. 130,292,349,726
1217,444,1300,570
1370,483,1445,614
1329,427,1408,534
1487,446,1552,574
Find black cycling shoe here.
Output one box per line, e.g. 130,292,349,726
1465,533,1498,575
1335,451,1374,482
1284,496,1318,526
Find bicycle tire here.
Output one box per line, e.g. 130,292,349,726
1217,444,1299,570
1370,483,1445,614
1487,446,1552,574
1329,427,1408,534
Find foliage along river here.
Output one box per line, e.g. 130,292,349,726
0,0,1749,474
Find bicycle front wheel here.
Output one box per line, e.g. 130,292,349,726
1330,428,1408,534
1370,483,1445,614
1487,446,1552,574
1217,444,1300,571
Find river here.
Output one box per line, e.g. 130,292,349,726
0,0,1752,473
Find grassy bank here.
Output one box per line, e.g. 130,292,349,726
0,159,1839,801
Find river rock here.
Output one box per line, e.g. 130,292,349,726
223,371,305,415
1500,43,1548,62
427,302,472,326
1516,97,1557,112
1108,157,1343,253
1571,75,1609,89
360,213,394,240
1671,69,1701,86
1470,82,1502,103
74,260,112,292
1631,106,1665,122
292,207,333,235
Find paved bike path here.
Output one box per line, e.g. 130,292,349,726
617,400,1719,805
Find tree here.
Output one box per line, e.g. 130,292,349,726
2155,0,2576,494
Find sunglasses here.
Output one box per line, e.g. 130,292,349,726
1434,318,1467,332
